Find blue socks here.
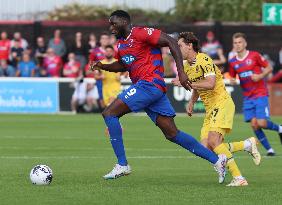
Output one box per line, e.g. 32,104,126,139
170,130,219,164
265,120,279,132
104,116,127,166
254,129,271,150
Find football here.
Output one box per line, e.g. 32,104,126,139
29,165,53,185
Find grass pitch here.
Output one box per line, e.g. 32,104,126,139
0,114,281,205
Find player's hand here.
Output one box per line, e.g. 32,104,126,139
251,74,262,82
186,101,194,117
89,61,102,72
178,73,192,91
171,76,182,87
229,78,237,85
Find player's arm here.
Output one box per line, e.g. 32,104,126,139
228,62,238,85
186,89,199,116
251,64,273,82
89,61,127,73
192,60,216,90
191,75,216,90
251,52,273,82
157,32,191,90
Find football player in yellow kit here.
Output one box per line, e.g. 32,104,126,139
173,32,261,186
94,45,122,107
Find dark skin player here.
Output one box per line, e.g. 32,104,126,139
89,14,192,140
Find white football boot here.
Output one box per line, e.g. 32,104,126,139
245,137,261,165
227,177,248,187
214,154,227,184
103,164,131,180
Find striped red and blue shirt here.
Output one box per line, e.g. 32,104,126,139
229,50,269,99
117,27,166,92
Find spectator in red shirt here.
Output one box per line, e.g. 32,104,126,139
0,31,10,60
63,52,81,78
10,32,28,50
43,48,62,77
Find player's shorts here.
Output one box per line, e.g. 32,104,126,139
96,80,103,100
243,96,270,122
118,80,176,124
103,85,121,106
200,96,235,140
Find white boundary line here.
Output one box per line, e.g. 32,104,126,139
0,155,280,159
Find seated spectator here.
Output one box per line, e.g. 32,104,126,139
10,40,24,67
71,77,99,113
43,48,62,77
10,32,28,50
16,53,36,77
201,31,226,72
34,37,47,67
86,33,97,55
0,31,10,61
48,29,66,58
63,53,81,78
70,32,87,69
0,59,15,77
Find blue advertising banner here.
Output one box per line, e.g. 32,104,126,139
0,81,58,113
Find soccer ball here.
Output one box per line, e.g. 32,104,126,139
30,165,53,185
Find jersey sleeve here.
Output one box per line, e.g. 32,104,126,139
201,55,216,77
255,52,269,68
134,27,161,46
228,61,236,78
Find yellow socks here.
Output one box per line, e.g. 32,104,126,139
224,141,244,153
214,143,242,178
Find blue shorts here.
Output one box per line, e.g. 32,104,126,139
118,80,176,124
243,96,270,122
96,80,103,100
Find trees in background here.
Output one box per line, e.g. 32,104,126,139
47,1,281,23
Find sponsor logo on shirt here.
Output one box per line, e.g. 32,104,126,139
239,70,253,78
121,54,136,65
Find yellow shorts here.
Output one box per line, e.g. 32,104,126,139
103,87,121,106
200,96,235,140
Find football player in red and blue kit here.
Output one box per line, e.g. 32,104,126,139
90,10,227,180
89,32,111,109
229,32,282,156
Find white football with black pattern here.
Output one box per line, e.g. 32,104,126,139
30,165,53,185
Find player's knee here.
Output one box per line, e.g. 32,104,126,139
163,128,178,140
257,120,267,128
251,119,259,130
102,107,112,118
207,133,221,150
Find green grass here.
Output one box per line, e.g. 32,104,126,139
0,114,281,205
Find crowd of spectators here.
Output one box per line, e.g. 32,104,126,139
0,29,116,79
0,29,281,83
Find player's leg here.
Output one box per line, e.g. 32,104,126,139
102,98,132,179
156,115,219,163
102,81,164,179
255,97,282,144
207,130,248,186
224,137,261,165
155,115,227,182
251,118,275,155
244,99,275,155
